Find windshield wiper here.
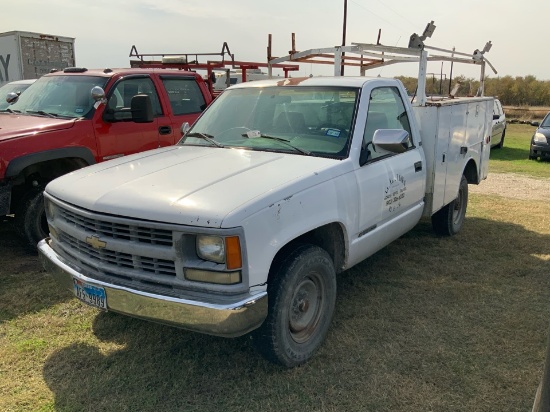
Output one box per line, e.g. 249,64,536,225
0,108,21,113
185,132,225,148
242,132,311,155
25,110,58,118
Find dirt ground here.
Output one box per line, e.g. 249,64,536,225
470,172,550,201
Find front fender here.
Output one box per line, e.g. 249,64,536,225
238,172,356,287
5,147,96,179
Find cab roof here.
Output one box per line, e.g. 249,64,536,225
44,67,200,78
229,76,395,89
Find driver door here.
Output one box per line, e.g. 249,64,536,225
354,84,425,257
94,76,162,161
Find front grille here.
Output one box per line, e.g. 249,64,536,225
59,232,176,276
53,204,180,291
58,207,173,246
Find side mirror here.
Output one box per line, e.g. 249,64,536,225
131,94,153,123
493,114,500,120
6,92,19,104
372,129,411,154
530,121,540,127
180,122,190,136
91,86,106,104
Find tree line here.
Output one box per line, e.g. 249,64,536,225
396,75,550,107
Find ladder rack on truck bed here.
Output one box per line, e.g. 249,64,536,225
130,43,299,96
267,22,497,106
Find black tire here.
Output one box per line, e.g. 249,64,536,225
529,155,537,160
252,244,337,367
431,175,468,236
495,129,505,149
14,187,48,251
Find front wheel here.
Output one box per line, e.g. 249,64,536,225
431,175,468,236
252,244,337,367
14,187,48,251
494,129,506,149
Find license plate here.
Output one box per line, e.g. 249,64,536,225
73,278,107,310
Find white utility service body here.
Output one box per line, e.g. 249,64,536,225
38,37,494,367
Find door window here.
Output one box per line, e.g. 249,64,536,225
493,100,502,116
106,77,162,120
161,77,206,115
363,86,413,162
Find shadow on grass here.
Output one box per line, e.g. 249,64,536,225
42,217,550,412
0,219,73,322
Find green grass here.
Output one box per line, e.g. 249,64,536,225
1,142,549,411
490,123,550,178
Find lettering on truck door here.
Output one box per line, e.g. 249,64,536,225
354,86,425,258
94,76,161,160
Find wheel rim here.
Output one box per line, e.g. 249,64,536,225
289,273,325,344
452,184,466,226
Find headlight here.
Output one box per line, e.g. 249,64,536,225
534,132,548,144
196,235,242,269
196,235,225,263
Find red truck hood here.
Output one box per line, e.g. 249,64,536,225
0,113,76,142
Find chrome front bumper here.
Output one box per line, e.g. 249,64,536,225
38,238,267,338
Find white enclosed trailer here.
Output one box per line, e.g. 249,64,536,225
0,31,75,85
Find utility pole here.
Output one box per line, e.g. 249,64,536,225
341,0,347,76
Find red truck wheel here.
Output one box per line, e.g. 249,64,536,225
14,187,48,251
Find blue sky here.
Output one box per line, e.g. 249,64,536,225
1,0,548,80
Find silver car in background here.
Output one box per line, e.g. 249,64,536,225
0,79,36,110
491,98,506,148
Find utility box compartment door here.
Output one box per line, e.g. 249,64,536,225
414,97,493,216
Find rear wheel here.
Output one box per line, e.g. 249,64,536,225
431,175,468,236
252,244,337,367
14,187,48,251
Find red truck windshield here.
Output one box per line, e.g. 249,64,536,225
6,75,108,119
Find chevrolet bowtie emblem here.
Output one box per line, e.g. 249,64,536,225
86,235,107,250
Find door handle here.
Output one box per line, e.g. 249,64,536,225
159,126,172,135
414,161,422,172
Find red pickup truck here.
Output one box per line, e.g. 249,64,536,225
0,67,213,249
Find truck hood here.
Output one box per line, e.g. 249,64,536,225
0,113,76,142
46,146,347,228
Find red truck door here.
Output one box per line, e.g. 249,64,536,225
93,75,166,161
158,75,209,137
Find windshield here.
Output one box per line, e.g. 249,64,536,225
541,113,550,128
3,75,108,118
0,82,34,110
180,86,359,158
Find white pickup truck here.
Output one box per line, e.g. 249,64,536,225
38,40,494,367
